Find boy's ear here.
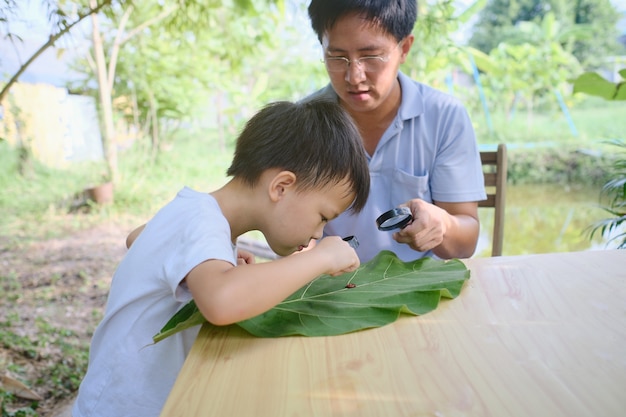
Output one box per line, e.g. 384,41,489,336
268,171,297,202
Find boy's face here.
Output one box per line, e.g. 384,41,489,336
265,179,356,256
321,12,411,116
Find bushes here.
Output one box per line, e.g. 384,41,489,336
506,146,612,186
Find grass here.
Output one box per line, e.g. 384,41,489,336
0,133,234,242
472,96,626,149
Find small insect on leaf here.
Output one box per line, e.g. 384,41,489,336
345,283,356,288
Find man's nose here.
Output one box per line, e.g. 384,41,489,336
345,62,366,84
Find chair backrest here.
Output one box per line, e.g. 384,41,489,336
478,143,508,256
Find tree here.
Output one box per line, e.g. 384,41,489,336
0,0,115,102
402,0,487,87
2,0,285,182
469,0,621,67
467,12,582,125
100,1,285,154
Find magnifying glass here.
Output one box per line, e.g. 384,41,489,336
376,207,413,231
342,235,359,249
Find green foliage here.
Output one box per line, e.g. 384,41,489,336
0,141,102,232
505,147,611,186
469,12,583,117
572,69,626,101
68,0,288,153
402,0,487,87
588,140,626,248
569,68,626,249
154,252,469,340
468,0,622,67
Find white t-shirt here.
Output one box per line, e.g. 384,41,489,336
73,187,237,417
307,72,487,262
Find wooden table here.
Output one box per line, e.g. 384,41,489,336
160,250,626,417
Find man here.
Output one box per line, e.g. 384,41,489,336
305,0,486,262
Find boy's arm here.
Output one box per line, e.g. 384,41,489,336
126,224,146,248
185,236,359,326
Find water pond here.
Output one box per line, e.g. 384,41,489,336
475,183,620,257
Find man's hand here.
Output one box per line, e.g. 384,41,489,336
392,199,448,252
392,199,480,259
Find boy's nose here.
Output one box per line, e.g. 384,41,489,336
312,225,325,241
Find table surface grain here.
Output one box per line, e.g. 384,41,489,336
160,250,626,417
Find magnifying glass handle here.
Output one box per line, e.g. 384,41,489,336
342,235,359,249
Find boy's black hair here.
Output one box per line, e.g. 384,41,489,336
308,0,418,43
227,99,370,213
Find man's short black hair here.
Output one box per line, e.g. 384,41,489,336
308,0,418,43
227,99,370,213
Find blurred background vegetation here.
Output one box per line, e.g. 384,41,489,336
1,0,625,254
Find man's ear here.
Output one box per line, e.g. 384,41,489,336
399,34,414,63
268,171,297,202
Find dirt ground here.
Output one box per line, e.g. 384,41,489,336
0,221,131,416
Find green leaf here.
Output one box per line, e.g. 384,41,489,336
153,251,470,341
572,71,626,101
466,47,502,76
152,299,206,343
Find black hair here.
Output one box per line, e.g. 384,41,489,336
308,0,418,43
226,99,370,213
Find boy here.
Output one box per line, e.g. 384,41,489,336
72,99,370,417
305,0,486,262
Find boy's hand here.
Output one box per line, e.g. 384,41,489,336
314,236,360,276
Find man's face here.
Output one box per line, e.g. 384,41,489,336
321,13,411,115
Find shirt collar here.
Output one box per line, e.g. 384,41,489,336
397,71,424,121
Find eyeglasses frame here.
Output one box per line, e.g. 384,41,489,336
322,40,403,73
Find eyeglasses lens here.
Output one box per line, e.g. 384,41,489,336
325,57,385,73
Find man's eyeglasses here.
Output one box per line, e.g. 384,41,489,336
322,42,402,73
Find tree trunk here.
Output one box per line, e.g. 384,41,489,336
91,1,118,183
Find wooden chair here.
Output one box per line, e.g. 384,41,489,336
478,143,508,256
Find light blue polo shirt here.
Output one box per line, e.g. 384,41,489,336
306,71,486,262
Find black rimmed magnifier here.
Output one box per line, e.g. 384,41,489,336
376,207,413,231
342,235,359,249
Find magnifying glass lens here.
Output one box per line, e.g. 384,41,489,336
380,214,411,229
376,207,413,231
